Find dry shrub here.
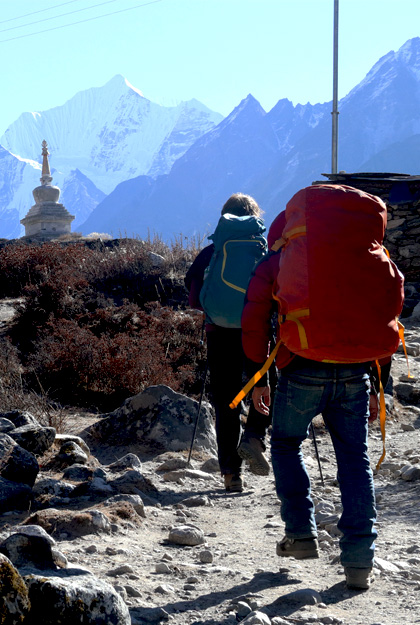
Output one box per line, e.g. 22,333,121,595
1,237,206,411
26,304,205,409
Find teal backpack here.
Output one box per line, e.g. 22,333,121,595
199,213,267,328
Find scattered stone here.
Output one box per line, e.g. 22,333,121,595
8,424,56,455
33,477,75,498
130,606,170,623
156,457,188,472
199,549,214,563
56,441,88,466
125,584,142,597
180,494,212,507
0,476,33,513
0,434,39,487
107,563,135,576
401,423,416,432
108,453,142,471
86,385,216,454
271,588,323,607
55,433,90,455
0,411,40,428
103,493,145,518
0,553,31,624
236,601,252,617
109,468,158,496
155,562,172,574
400,465,420,481
24,572,131,624
154,583,174,594
200,457,220,473
62,464,94,481
24,508,111,538
0,417,16,433
241,611,272,625
168,525,205,546
374,557,400,573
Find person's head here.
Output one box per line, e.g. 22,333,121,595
221,193,263,219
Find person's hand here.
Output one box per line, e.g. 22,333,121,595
252,386,270,416
369,393,379,423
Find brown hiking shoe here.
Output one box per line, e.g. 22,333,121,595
224,473,243,493
345,567,373,590
237,437,270,476
276,536,319,559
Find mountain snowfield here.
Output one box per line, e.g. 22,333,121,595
2,38,420,240
0,75,222,238
80,37,420,240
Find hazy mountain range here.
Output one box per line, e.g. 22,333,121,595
2,38,420,240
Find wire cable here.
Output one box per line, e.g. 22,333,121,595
0,0,122,34
0,0,82,25
0,0,162,43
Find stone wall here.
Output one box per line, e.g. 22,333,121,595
385,201,420,316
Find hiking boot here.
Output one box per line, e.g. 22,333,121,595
276,536,319,559
237,437,270,476
224,473,243,493
344,567,373,590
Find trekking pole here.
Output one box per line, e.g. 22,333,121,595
187,317,208,466
310,421,325,487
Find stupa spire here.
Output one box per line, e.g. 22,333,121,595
40,139,53,185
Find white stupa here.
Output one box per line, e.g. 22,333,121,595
20,140,75,238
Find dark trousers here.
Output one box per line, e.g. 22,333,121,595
206,326,273,475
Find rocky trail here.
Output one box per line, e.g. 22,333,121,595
1,314,420,625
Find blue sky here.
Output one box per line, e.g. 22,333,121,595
1,0,419,135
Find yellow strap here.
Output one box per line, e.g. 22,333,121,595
285,225,307,240
271,225,306,252
282,309,310,350
229,341,282,409
375,360,387,471
397,320,413,378
221,239,262,294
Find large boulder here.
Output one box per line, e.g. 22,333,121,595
0,526,58,571
0,553,30,624
24,508,111,539
0,434,39,487
8,424,56,456
87,385,216,454
24,572,131,625
0,477,33,514
0,411,40,428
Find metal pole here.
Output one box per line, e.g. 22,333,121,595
310,421,325,487
331,0,339,174
187,359,208,466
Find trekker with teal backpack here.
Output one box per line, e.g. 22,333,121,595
185,193,273,493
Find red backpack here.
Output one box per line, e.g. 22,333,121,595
274,184,404,363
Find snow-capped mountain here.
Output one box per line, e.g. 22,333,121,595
81,37,420,239
1,75,223,194
0,76,223,237
0,147,42,239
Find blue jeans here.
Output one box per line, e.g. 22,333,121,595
271,356,377,568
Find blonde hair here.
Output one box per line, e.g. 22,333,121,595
221,193,263,218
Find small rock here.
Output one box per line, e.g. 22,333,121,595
154,583,174,594
107,563,135,576
242,611,272,624
199,549,214,563
237,601,252,617
374,557,400,573
155,562,172,574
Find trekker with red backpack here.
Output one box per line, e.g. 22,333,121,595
185,193,273,492
241,184,404,589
